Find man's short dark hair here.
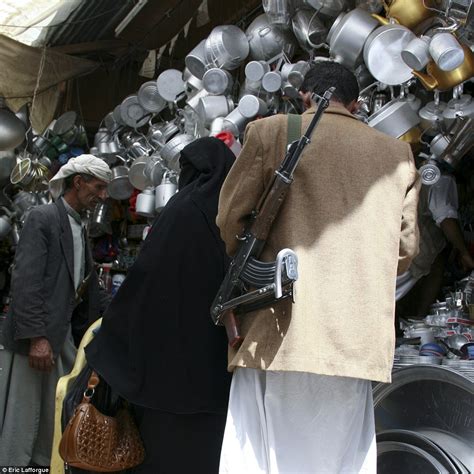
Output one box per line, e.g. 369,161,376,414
64,173,94,191
301,61,359,106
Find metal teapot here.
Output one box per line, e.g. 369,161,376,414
155,172,178,212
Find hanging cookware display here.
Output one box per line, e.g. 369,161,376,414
372,0,438,30
135,187,156,218
185,40,209,80
363,23,416,85
246,14,297,61
429,32,466,72
413,43,474,91
367,98,421,138
160,134,195,172
120,95,150,128
183,68,204,97
0,99,26,151
156,69,186,102
401,35,432,71
262,0,291,26
138,81,166,114
238,95,269,118
202,68,234,95
327,8,379,69
205,25,250,70
262,71,283,92
144,154,167,187
107,166,134,200
155,172,178,212
10,157,49,191
0,207,13,240
245,60,271,82
196,96,234,126
291,8,328,51
88,200,111,238
222,108,250,137
302,0,346,19
442,93,474,126
128,155,153,191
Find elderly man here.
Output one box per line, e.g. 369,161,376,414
0,155,111,467
216,62,420,473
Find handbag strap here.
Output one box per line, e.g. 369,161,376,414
82,371,100,403
287,113,302,146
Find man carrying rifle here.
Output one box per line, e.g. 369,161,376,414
216,62,420,473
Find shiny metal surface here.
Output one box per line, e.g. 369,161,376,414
160,134,195,172
377,441,449,473
120,95,150,129
328,8,379,69
246,14,296,61
377,430,458,473
156,69,185,102
367,99,421,138
107,166,134,200
0,108,26,151
364,25,415,85
373,366,474,471
185,40,208,80
205,25,249,70
138,81,166,114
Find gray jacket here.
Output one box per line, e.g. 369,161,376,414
1,199,109,356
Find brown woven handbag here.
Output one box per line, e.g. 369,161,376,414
59,371,145,472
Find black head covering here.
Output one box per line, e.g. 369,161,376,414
85,137,235,413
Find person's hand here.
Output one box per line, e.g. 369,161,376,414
29,337,54,372
460,251,474,272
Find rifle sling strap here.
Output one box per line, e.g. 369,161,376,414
287,113,302,146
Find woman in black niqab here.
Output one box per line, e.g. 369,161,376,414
85,137,236,474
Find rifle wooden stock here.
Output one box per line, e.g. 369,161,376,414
221,310,243,349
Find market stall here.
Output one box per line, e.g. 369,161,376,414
0,0,473,471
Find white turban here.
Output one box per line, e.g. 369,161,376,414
49,154,112,199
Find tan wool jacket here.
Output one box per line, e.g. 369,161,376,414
216,103,420,384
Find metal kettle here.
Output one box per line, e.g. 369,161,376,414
155,172,177,212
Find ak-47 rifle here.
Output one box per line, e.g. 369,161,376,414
211,87,335,347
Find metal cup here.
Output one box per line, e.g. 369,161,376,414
401,36,431,71
429,33,465,72
262,0,291,26
245,61,271,82
262,71,282,93
196,96,234,126
238,95,268,118
202,68,233,95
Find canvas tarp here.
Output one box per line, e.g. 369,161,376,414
0,34,96,132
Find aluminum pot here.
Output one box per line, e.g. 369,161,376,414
120,95,150,128
238,95,268,118
89,201,111,237
442,94,474,127
328,8,379,69
429,33,465,72
107,166,134,200
245,61,271,81
185,40,209,80
135,187,156,218
281,61,310,88
155,173,178,212
196,96,234,126
401,35,431,71
262,71,282,93
413,43,474,91
291,8,328,51
205,25,249,70
418,99,447,133
128,155,153,190
363,24,416,86
144,154,167,187
222,108,250,137
0,213,12,240
246,14,297,61
303,0,346,18
367,99,421,138
263,0,292,26
161,134,195,172
138,81,166,114
0,105,26,151
183,67,204,97
202,68,233,95
156,69,185,102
